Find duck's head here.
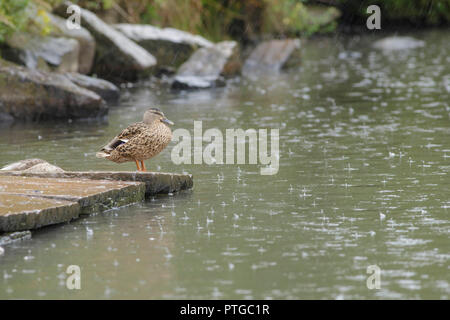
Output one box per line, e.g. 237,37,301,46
143,108,174,126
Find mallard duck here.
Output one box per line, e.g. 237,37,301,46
96,108,174,172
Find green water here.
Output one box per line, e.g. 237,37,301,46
0,30,449,299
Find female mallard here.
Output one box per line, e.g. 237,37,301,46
96,108,174,172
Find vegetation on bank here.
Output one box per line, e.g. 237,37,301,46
0,0,58,41
0,0,29,42
0,0,449,43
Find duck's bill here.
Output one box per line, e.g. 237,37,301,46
161,118,174,126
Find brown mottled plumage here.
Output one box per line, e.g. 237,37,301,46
96,108,174,171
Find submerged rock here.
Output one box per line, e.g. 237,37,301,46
243,39,301,75
55,2,156,81
114,24,213,69
3,32,80,73
65,73,120,102
0,106,14,123
172,41,240,89
0,231,32,246
0,64,107,121
373,36,425,51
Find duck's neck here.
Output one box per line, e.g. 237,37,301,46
148,121,170,131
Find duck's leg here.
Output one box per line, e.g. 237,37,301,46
134,159,141,171
140,161,147,172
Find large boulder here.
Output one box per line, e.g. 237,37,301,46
64,73,120,103
54,2,156,81
0,63,107,121
2,32,80,73
243,39,301,75
1,5,94,74
25,3,96,74
373,36,425,51
172,41,240,89
47,13,96,74
114,24,213,70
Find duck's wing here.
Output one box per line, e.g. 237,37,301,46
100,122,147,152
113,123,172,160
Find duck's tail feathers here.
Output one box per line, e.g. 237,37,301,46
96,151,110,159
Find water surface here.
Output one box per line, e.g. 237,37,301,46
0,30,449,299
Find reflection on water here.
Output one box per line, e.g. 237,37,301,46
0,30,449,299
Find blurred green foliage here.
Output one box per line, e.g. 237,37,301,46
0,0,30,42
0,0,449,44
0,0,62,42
75,0,340,41
73,0,450,40
262,1,341,36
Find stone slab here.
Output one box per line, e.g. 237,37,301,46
0,171,193,196
0,169,192,232
0,175,145,232
0,193,80,232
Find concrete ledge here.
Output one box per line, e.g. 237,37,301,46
0,171,193,196
0,193,80,232
0,175,147,232
0,170,193,232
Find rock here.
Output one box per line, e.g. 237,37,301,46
243,39,301,75
172,41,240,89
0,231,32,246
0,64,107,121
0,161,193,232
54,2,156,81
47,13,96,74
0,175,146,231
23,163,65,173
2,32,80,73
173,75,218,89
0,109,14,122
26,4,96,74
1,159,64,173
64,73,120,102
0,192,80,232
373,36,425,51
1,158,48,171
1,170,194,197
114,24,213,69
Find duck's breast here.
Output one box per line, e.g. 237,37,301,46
143,123,172,159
